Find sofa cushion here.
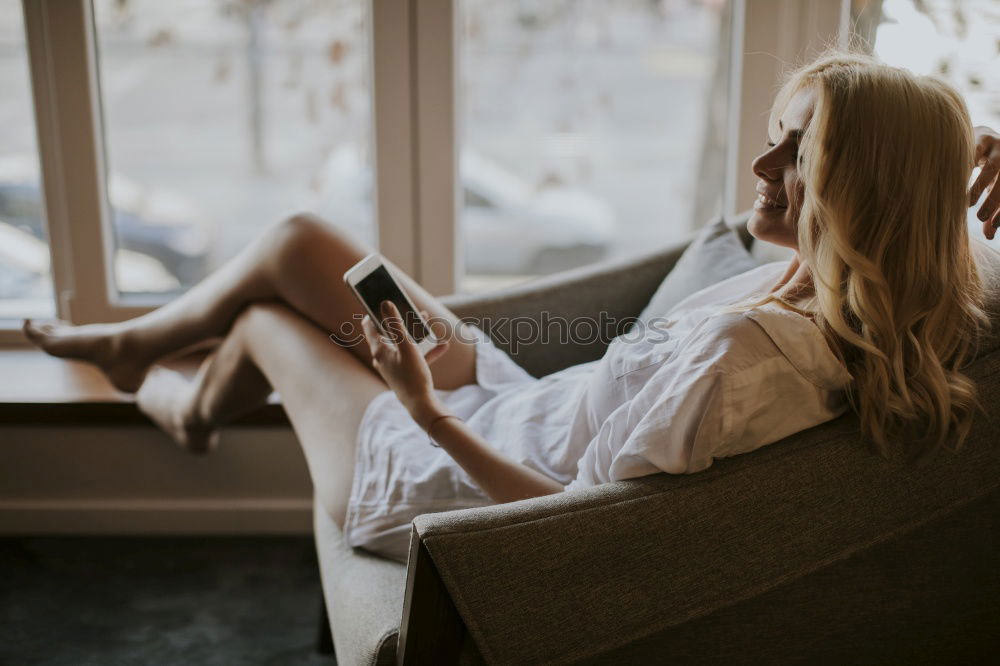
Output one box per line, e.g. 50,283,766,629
313,497,406,666
636,216,760,324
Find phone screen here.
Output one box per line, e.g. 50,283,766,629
354,265,429,342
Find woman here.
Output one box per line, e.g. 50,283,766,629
24,53,1000,563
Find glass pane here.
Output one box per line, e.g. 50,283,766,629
94,0,373,296
0,1,55,321
852,0,1000,246
459,0,731,291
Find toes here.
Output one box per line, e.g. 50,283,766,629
22,319,62,347
22,318,40,338
21,319,54,348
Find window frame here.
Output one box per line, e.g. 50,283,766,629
1,0,848,344
21,0,123,329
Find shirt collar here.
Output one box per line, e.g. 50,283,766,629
745,304,853,391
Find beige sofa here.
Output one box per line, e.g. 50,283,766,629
314,218,1000,665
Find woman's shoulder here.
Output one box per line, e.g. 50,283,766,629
680,304,851,391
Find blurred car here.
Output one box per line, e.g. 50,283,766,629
309,146,615,275
0,155,214,289
0,219,180,304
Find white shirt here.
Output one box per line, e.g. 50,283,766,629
342,261,853,562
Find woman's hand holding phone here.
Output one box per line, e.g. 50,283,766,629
363,301,564,501
361,300,450,424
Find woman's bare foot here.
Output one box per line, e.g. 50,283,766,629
136,366,219,454
22,319,151,393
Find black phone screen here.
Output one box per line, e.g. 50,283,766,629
354,265,428,342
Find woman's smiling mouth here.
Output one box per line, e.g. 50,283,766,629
754,192,787,210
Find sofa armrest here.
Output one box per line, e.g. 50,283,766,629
439,240,690,377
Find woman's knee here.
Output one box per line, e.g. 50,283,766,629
268,213,364,274
232,301,298,342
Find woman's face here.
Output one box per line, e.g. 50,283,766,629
748,87,816,250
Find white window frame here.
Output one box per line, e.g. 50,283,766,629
2,0,847,345
725,0,849,217
22,0,121,326
370,0,458,296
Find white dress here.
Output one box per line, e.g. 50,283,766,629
342,261,854,563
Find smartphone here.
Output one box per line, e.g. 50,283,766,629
344,253,438,355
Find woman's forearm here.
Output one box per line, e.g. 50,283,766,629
410,397,565,504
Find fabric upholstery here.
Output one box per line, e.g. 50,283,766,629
441,242,687,378
313,497,406,666
635,216,759,323
972,239,1000,354
574,486,1000,664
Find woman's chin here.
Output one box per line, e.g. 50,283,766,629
747,209,777,238
747,209,797,249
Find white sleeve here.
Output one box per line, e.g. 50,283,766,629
565,368,728,492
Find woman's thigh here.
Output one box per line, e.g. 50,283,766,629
271,214,477,389
237,302,387,529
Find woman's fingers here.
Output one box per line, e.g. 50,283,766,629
970,149,998,203
424,340,450,365
978,163,1000,223
361,315,386,360
380,301,418,352
969,164,993,207
970,129,1000,220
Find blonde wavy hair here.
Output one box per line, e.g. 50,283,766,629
736,52,988,461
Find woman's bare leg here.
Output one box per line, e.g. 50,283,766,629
138,302,387,527
24,214,476,392
136,323,276,454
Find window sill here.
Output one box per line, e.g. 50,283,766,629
0,326,29,346
0,348,288,426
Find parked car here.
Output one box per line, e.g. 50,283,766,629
0,155,214,289
0,219,179,306
309,146,615,275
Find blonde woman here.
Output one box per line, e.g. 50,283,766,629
24,52,1000,562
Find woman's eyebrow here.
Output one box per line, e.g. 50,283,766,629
775,121,804,143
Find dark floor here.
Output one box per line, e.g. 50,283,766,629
1,536,336,666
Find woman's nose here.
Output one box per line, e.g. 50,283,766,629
752,148,783,182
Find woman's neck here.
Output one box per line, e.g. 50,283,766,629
769,253,815,306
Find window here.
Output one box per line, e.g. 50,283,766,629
0,0,54,321
93,0,374,296
4,0,847,339
459,0,732,291
852,0,1000,246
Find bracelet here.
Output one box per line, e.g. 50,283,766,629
426,413,462,448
